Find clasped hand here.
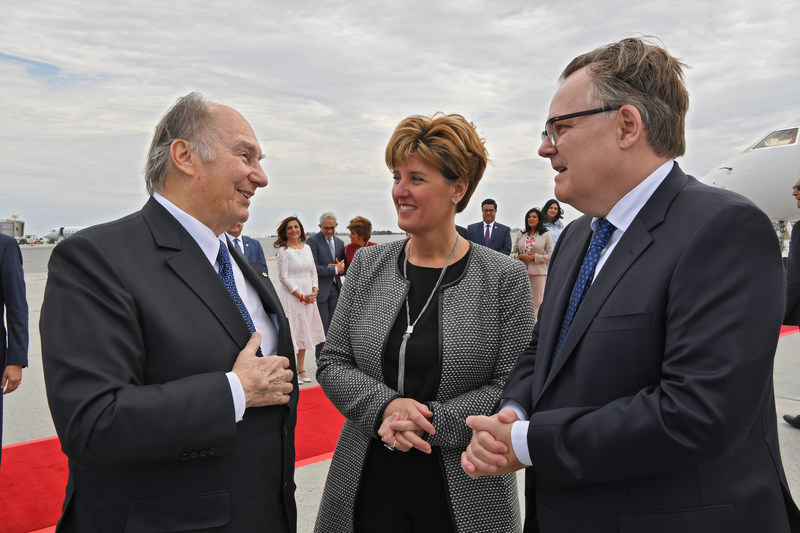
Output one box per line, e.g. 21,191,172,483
232,333,294,408
378,398,436,454
460,408,524,478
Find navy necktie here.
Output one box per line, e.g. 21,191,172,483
233,237,243,254
484,224,491,246
550,218,615,371
217,240,256,335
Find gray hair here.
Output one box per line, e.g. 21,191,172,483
319,212,338,224
144,91,221,195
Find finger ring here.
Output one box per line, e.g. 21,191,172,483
384,440,397,451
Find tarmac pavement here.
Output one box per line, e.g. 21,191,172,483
3,244,799,531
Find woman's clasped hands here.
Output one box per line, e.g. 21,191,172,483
378,397,436,454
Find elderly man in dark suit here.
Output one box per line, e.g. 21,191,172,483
0,233,28,467
226,221,268,272
307,212,344,359
40,92,297,532
467,198,512,254
462,37,798,532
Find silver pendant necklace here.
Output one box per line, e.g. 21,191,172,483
397,236,460,395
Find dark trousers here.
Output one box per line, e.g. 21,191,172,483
315,284,339,360
354,440,455,533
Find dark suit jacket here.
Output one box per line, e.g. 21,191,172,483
307,231,344,302
40,198,298,533
467,221,512,255
786,221,800,325
502,164,798,532
241,235,267,270
0,234,28,464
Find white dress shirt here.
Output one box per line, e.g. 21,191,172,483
153,193,279,422
508,160,674,466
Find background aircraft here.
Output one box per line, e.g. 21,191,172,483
700,121,800,246
41,226,86,242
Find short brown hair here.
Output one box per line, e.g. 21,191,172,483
562,36,689,159
385,113,488,213
346,216,372,242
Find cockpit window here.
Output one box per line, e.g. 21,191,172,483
752,128,798,149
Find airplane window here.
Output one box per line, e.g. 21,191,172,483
752,128,798,149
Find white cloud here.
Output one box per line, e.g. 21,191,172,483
1,0,798,235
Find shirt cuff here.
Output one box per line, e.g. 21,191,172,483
500,400,532,467
226,372,246,422
511,421,532,467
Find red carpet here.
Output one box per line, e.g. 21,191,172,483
0,385,343,533
781,324,799,336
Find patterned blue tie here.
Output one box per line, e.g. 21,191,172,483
217,240,256,335
550,218,615,371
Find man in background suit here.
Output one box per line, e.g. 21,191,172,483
40,92,298,532
0,233,28,467
467,198,511,254
226,221,268,273
307,212,344,359
462,37,798,532
782,178,800,428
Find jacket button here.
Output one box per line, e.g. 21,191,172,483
209,446,217,455
190,451,199,459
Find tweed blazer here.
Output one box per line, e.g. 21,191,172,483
315,239,535,533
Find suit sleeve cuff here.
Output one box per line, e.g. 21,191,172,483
511,420,533,467
499,399,528,421
226,372,246,422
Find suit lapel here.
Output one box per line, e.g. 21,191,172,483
142,199,254,357
533,219,592,399
539,165,689,394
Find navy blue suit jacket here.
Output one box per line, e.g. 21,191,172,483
307,232,344,302
241,236,267,270
502,163,798,532
0,234,28,370
467,221,512,255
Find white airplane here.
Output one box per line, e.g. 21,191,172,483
700,122,800,241
42,226,86,241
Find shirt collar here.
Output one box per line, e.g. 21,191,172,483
152,192,226,266
595,160,673,232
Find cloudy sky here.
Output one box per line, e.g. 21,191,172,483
2,0,798,237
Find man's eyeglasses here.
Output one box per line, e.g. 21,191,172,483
541,106,620,147
321,225,337,230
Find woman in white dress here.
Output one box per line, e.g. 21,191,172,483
274,216,326,383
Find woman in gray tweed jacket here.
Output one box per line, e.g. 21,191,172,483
315,113,535,533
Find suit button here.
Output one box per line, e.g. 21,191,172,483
209,446,217,455
199,449,208,457
190,451,199,459
180,453,189,460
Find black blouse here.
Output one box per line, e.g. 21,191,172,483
382,249,468,402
